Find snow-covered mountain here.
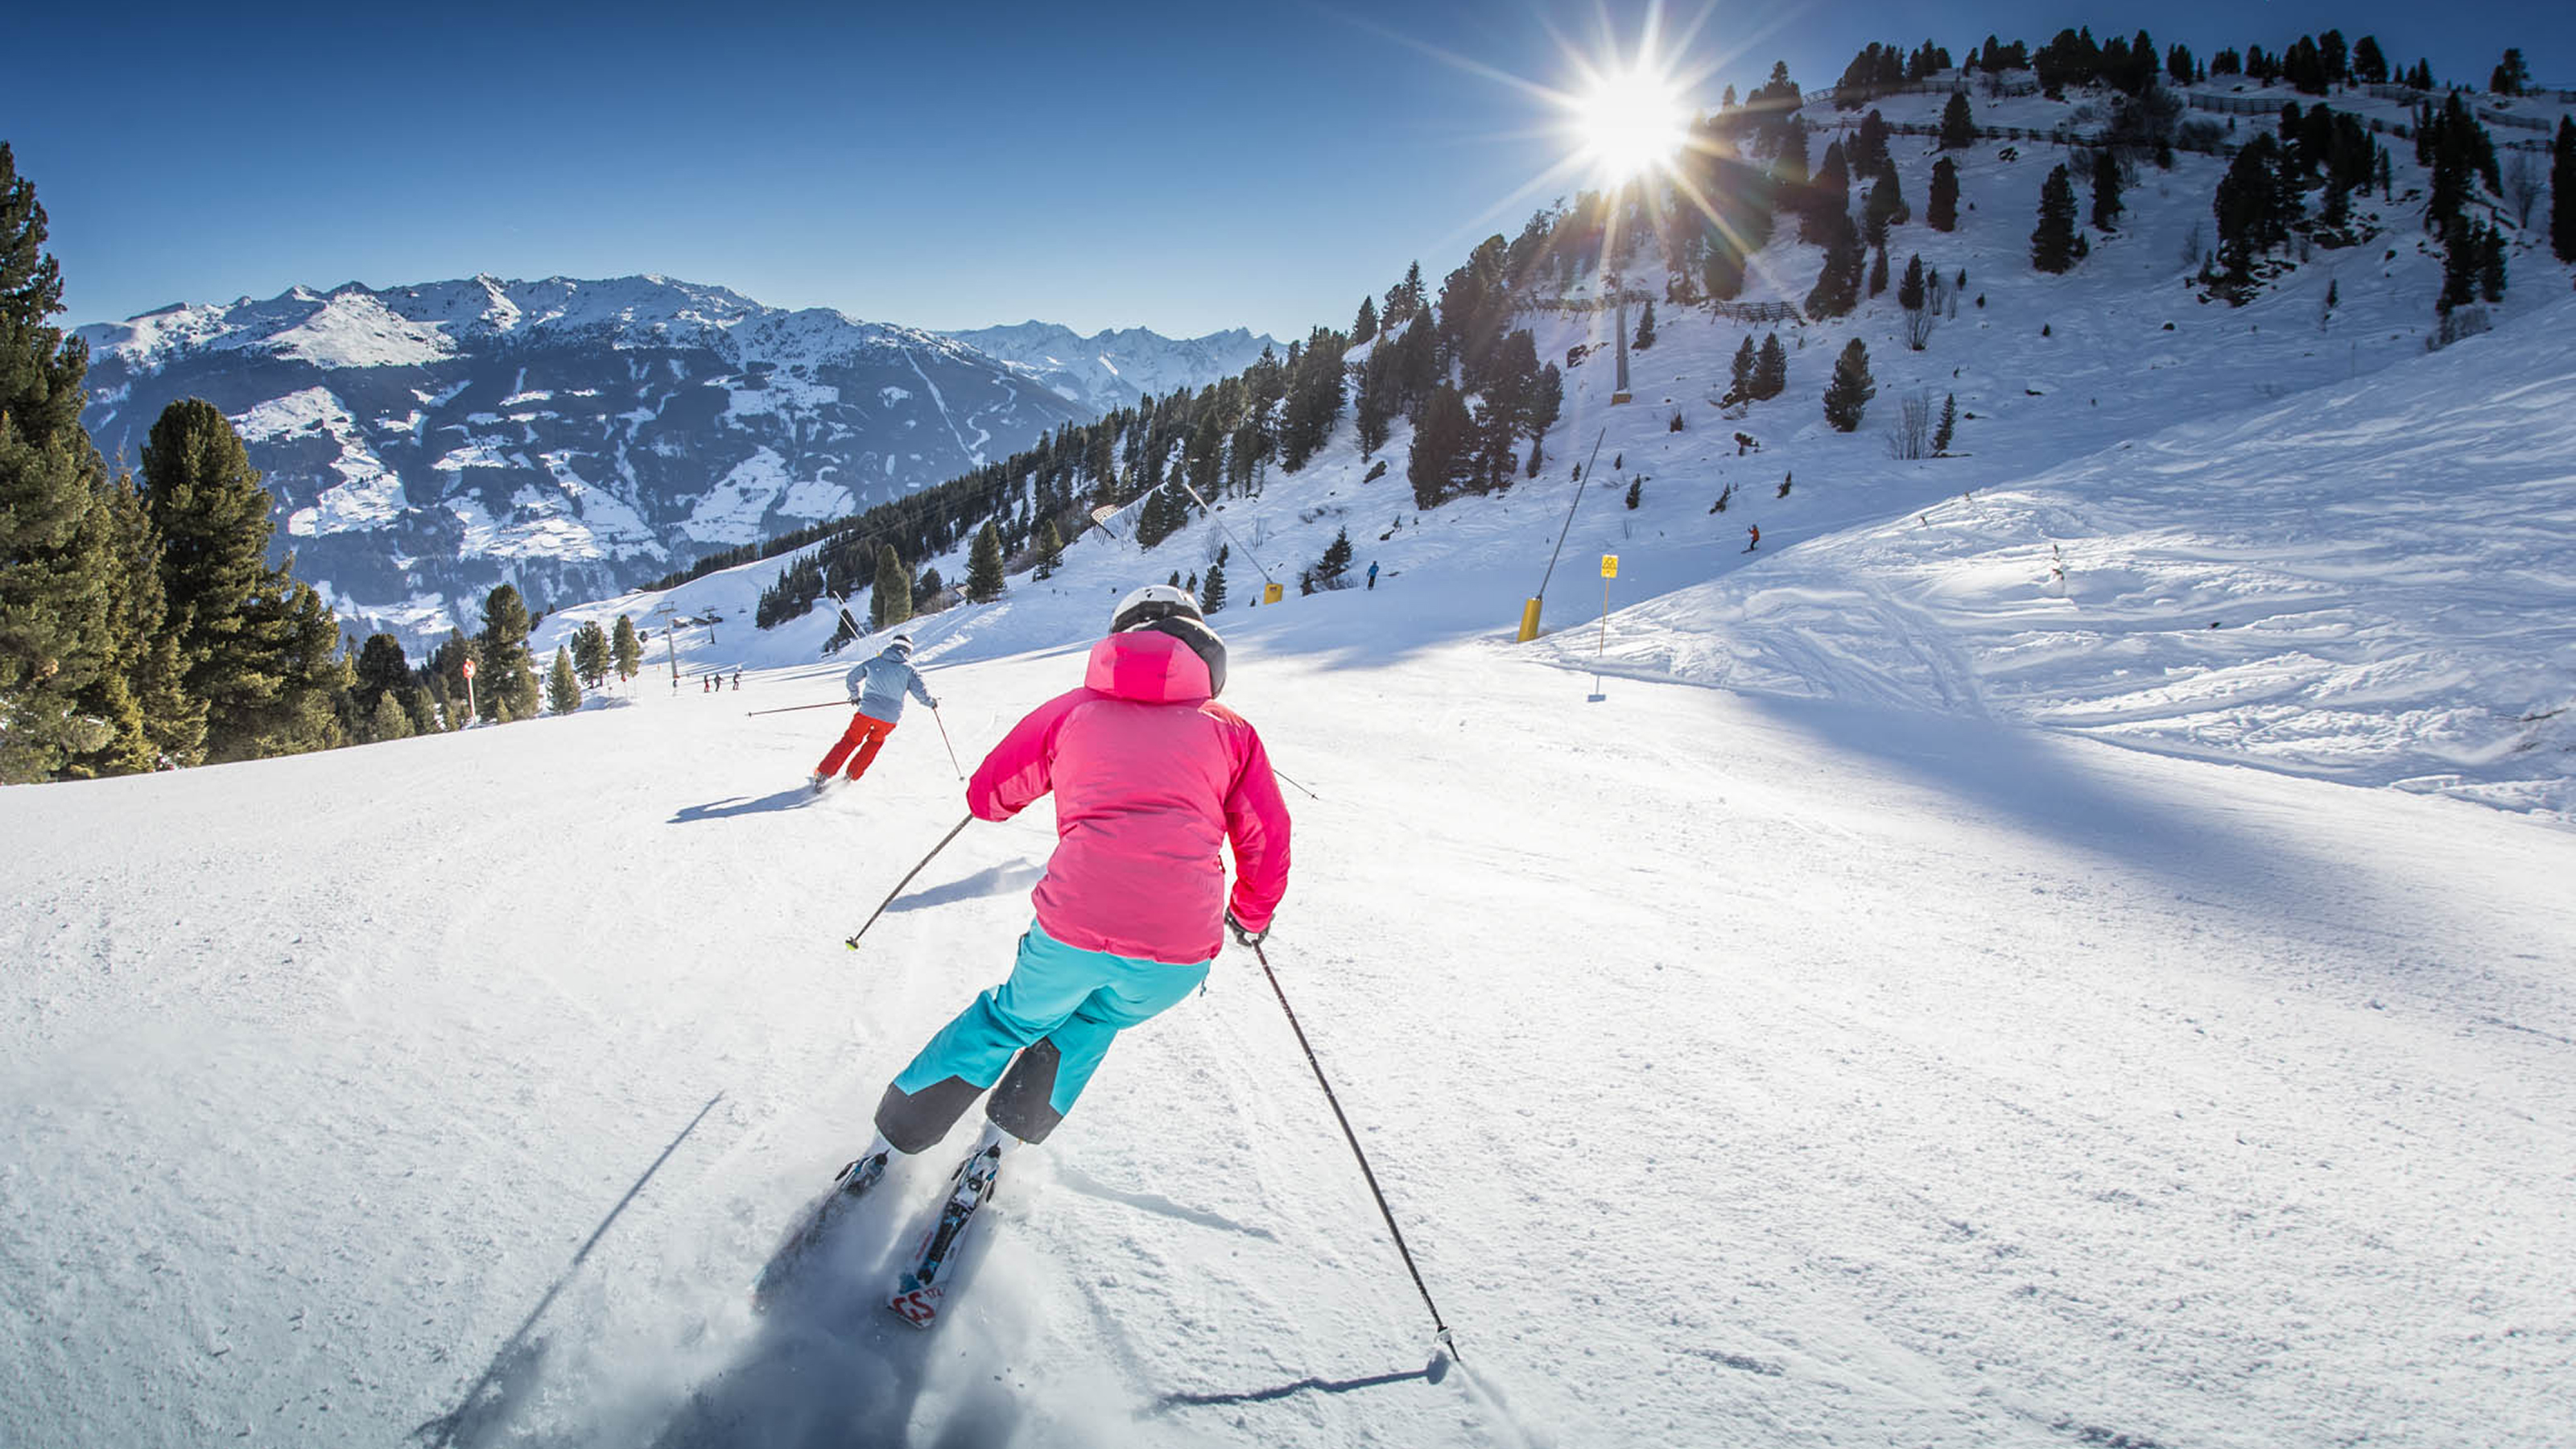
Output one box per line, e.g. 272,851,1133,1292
74,276,1113,644
943,321,1281,417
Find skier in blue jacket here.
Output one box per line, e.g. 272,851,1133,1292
812,634,937,791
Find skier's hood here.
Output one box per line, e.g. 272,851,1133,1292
1084,624,1220,703
879,640,911,661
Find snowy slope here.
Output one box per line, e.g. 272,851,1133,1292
1549,296,2576,815
6,564,2575,1448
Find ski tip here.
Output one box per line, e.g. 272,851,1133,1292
887,1283,943,1330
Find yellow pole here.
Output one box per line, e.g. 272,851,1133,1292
1517,597,1542,642
1596,554,1619,654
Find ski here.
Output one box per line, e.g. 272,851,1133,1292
750,1151,886,1313
885,1137,1004,1329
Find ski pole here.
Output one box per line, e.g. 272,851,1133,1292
745,700,851,717
1245,938,1458,1360
1273,767,1319,801
930,704,965,780
845,815,972,951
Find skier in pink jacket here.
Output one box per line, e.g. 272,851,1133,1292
820,585,1290,1208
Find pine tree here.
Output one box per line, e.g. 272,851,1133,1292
0,144,116,780
2031,165,2079,272
873,543,911,631
1933,393,1957,453
1408,383,1474,510
1868,244,1891,297
1200,559,1227,613
1802,140,1852,246
1804,211,1867,318
1822,340,1875,431
1632,298,1656,351
1928,157,1960,232
2553,118,2576,265
1382,262,1427,328
352,633,413,713
966,520,1005,601
1898,253,1927,312
2091,151,2124,230
569,621,611,687
1728,336,1757,402
1032,517,1065,580
2438,216,2482,312
138,399,348,760
233,576,346,758
610,613,642,680
1940,90,1975,149
368,689,413,743
2215,134,2292,281
2478,224,2507,303
1864,172,1906,246
476,582,539,724
1754,333,1789,400
2491,49,2529,97
546,646,581,715
1352,295,1378,345
1624,477,1641,509
1319,526,1353,583
68,474,187,776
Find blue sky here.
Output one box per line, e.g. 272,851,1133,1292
10,1,2568,338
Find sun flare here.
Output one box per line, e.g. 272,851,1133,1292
1568,66,1692,180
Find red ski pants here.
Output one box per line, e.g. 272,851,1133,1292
817,712,898,780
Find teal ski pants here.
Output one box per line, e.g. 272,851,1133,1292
875,919,1210,1150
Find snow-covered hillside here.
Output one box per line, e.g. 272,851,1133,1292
565,77,2576,821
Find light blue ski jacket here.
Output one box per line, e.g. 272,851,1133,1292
846,642,937,722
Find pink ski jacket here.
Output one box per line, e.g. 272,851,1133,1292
967,629,1291,965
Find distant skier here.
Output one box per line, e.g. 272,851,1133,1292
811,634,938,791
778,585,1290,1300
1745,523,1760,553
1366,560,1379,590
732,668,742,691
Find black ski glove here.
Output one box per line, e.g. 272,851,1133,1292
1225,910,1269,947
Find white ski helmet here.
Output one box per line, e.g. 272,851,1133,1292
1108,583,1224,696
1108,584,1202,635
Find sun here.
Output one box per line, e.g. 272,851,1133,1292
1567,64,1693,181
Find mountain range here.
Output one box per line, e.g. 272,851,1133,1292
75,275,1271,643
